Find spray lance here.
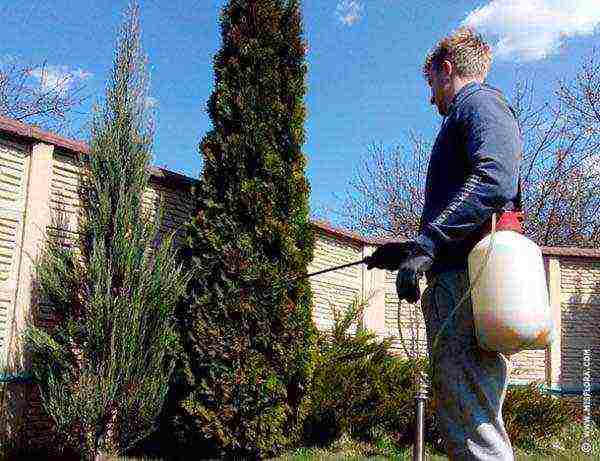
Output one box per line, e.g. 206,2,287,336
298,258,374,280
276,252,424,304
280,250,418,299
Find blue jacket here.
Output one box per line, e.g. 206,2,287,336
415,81,522,276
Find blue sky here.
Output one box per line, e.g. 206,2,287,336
1,0,599,227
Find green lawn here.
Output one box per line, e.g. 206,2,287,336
107,421,600,460
265,424,600,460
271,448,598,460
120,444,596,461
119,444,597,460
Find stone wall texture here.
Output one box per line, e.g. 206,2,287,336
0,116,598,444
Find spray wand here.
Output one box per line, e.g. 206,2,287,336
303,257,372,280
272,257,374,289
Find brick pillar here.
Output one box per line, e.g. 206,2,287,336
2,141,54,441
361,244,386,337
545,257,562,388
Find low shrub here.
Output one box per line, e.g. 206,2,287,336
502,381,577,452
300,294,590,457
301,296,442,453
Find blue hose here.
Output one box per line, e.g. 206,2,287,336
0,373,33,384
508,382,600,396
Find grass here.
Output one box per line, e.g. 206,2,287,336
6,426,596,461
268,434,598,460
268,421,600,460
116,446,597,460
7,420,598,460
114,422,600,460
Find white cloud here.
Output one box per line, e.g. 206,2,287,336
145,96,158,109
580,152,600,179
27,64,92,94
462,0,600,62
336,0,363,26
0,54,18,66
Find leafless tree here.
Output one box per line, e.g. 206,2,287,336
517,47,600,248
326,47,600,250
321,130,430,241
0,56,90,137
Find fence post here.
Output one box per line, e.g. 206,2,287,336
545,257,562,391
361,244,386,338
2,141,54,443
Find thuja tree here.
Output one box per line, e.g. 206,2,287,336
23,2,189,458
174,0,318,457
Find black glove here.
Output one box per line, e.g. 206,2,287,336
366,241,415,271
395,251,433,303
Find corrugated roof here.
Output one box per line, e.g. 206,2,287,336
310,219,399,245
539,246,600,259
0,115,195,189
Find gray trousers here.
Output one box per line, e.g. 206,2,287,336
420,269,514,460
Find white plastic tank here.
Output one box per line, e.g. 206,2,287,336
468,228,554,353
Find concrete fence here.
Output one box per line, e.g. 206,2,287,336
0,115,598,442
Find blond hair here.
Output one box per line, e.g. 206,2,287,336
423,26,492,82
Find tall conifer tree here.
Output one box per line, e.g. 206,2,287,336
176,0,317,457
23,2,189,458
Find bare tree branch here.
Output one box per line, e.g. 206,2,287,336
330,131,430,240
0,56,91,137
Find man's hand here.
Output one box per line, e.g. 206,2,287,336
395,251,433,303
366,240,433,303
366,241,414,271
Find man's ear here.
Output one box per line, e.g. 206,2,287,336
441,59,453,80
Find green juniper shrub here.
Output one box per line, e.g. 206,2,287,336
22,3,190,459
502,381,577,452
169,1,318,459
302,296,442,453
302,312,590,459
569,394,600,428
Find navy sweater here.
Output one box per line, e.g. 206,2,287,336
415,81,522,276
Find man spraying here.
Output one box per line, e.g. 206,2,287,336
366,27,520,460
